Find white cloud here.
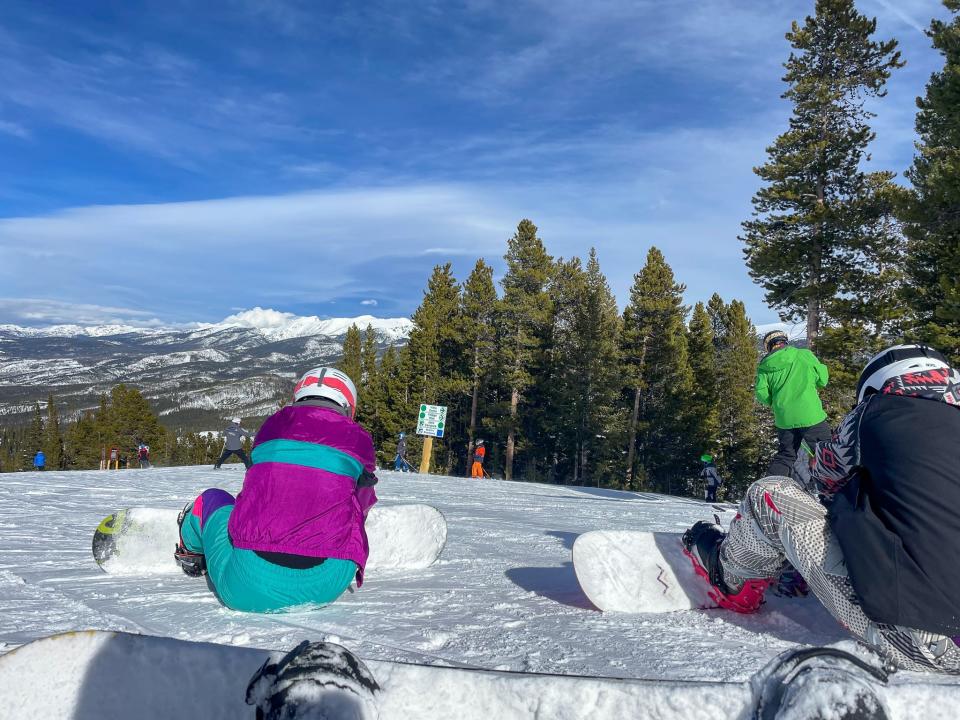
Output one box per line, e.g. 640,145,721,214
360,299,378,306
0,298,166,327
0,119,29,139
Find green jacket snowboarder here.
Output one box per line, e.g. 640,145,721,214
755,330,831,477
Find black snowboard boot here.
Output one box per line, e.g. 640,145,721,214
174,502,207,578
682,520,769,613
682,521,732,593
246,641,380,720
754,647,890,720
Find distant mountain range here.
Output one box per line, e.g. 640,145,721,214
0,308,413,428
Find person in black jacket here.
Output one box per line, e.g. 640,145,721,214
682,344,960,674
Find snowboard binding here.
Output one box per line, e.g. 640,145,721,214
246,640,381,720
753,646,891,720
174,502,207,577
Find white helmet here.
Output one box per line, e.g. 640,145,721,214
856,344,956,403
293,367,358,418
232,417,241,425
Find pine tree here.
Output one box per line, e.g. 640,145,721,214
687,302,720,466
405,263,463,471
43,394,64,470
712,299,763,497
621,248,695,493
27,402,44,463
338,325,363,392
741,0,904,349
460,259,497,466
548,250,622,485
901,0,960,363
497,219,553,481
357,324,380,426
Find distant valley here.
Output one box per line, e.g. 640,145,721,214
0,309,412,428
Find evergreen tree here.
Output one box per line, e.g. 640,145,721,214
741,0,904,349
712,299,763,497
496,219,553,481
901,0,960,363
621,248,695,492
460,259,497,466
548,250,622,486
687,302,720,465
405,263,463,470
338,325,363,391
27,402,44,461
43,394,64,470
357,324,380,426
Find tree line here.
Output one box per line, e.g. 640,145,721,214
0,385,250,472
338,236,769,497
1,1,957,499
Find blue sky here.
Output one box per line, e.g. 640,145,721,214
0,0,950,328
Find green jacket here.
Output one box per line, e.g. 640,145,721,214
755,346,828,429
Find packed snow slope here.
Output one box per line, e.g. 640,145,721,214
0,466,947,685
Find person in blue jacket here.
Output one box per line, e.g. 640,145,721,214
33,450,45,471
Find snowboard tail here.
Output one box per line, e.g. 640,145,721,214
572,530,718,613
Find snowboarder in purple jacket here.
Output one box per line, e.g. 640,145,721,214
174,367,379,612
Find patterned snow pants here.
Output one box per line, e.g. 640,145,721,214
720,476,960,674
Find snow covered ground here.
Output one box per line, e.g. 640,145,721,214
0,465,950,690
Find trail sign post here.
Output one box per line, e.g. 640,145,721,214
416,404,447,473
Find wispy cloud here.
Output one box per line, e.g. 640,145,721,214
0,298,165,327
360,299,378,306
0,119,29,139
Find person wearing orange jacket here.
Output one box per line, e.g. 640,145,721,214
470,440,486,478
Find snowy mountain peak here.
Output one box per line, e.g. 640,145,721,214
214,308,414,341
0,309,414,341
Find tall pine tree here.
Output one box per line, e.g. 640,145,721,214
460,259,497,466
741,0,904,349
43,394,63,470
902,0,960,363
496,220,553,481
621,248,695,492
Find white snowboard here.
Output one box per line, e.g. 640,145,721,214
93,504,446,574
572,531,717,613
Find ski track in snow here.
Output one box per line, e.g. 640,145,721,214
0,466,926,682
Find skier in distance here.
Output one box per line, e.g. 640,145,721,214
174,367,379,612
683,344,960,673
214,417,253,469
699,454,722,503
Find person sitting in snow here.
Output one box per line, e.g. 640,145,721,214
214,417,253,469
682,344,960,674
174,367,378,612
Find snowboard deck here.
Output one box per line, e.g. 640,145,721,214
92,503,447,574
572,530,717,613
0,630,950,720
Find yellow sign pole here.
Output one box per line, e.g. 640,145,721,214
419,435,433,474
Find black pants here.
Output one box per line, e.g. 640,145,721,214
215,448,251,469
705,485,718,503
767,420,832,477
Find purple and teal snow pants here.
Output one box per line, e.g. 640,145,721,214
179,489,356,612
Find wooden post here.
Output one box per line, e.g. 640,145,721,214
419,436,433,474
